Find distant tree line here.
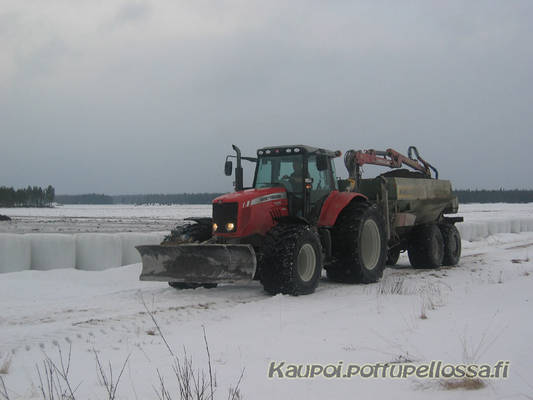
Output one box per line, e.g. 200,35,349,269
454,189,533,203
55,193,222,205
0,185,55,207
112,193,224,205
55,193,114,204
52,189,533,205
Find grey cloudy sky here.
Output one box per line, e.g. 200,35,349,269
1,0,532,194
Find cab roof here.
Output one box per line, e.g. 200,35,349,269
256,145,339,158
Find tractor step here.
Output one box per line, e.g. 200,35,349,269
136,244,257,284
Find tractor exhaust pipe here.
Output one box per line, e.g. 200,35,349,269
232,144,244,191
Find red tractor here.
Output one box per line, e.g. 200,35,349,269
137,144,461,295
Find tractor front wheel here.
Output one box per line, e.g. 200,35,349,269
260,224,322,295
163,218,218,289
168,282,217,290
162,218,213,245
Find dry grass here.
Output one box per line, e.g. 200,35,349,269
440,377,486,390
0,355,11,375
376,276,412,295
142,297,244,400
0,376,9,400
1,337,241,400
3,298,244,400
511,257,530,264
0,295,244,400
35,344,78,400
460,324,504,365
94,350,130,400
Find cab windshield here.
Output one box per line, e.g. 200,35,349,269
254,155,304,193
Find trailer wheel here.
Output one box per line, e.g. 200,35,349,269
163,218,218,289
387,246,401,266
260,224,322,295
408,224,444,268
327,202,387,283
439,224,461,265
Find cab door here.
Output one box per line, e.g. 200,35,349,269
306,155,337,218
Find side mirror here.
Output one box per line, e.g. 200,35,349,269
224,160,233,176
316,155,329,171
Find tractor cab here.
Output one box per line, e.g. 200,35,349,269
252,145,340,220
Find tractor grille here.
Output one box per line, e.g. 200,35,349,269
213,202,238,233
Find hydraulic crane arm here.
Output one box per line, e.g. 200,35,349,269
344,146,439,185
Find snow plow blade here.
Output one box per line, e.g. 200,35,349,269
136,244,257,283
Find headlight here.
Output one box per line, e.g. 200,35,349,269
212,223,218,232
226,222,235,232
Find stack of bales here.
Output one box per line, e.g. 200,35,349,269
0,232,167,273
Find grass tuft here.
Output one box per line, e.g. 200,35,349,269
440,377,486,391
0,355,11,375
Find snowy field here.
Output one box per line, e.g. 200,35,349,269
1,202,532,233
0,204,532,399
0,204,211,234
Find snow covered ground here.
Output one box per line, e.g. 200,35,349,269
1,202,532,234
0,204,532,399
0,204,211,234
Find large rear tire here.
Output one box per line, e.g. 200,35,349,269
407,224,444,268
327,202,387,283
260,224,322,296
163,218,218,289
439,224,461,265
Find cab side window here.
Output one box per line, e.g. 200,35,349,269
307,156,334,203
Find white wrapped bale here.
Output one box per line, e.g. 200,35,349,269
488,220,502,236
456,223,472,242
119,232,166,265
473,222,489,240
0,233,31,273
521,218,533,233
500,220,511,234
29,234,76,270
511,219,522,233
75,233,122,271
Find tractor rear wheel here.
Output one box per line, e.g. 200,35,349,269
407,224,444,268
163,218,218,289
327,202,387,283
439,223,461,265
260,224,322,295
